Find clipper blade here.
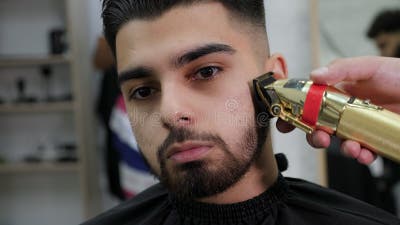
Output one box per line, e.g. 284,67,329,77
253,72,276,118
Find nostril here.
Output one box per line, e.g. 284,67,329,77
174,112,191,123
176,116,191,125
161,113,193,129
179,116,190,121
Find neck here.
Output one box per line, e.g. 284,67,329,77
198,133,279,204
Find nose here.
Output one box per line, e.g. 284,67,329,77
160,85,195,129
172,111,192,125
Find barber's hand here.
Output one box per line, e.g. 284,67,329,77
277,56,400,165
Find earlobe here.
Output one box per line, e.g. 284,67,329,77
264,53,288,80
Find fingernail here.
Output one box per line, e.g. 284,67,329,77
311,67,329,76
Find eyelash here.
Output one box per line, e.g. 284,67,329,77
128,65,223,101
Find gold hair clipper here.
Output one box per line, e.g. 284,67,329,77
253,72,400,163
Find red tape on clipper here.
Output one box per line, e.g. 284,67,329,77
302,84,327,126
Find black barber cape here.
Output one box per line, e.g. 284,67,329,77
82,175,400,225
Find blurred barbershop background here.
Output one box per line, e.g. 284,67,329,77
0,0,399,224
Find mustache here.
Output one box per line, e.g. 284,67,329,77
157,127,227,160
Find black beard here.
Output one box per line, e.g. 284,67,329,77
152,115,268,201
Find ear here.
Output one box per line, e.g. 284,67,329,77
264,53,288,80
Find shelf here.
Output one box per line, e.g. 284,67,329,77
0,162,80,173
0,101,74,113
0,55,70,67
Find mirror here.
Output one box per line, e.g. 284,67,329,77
319,0,400,65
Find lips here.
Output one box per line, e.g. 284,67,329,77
166,142,213,163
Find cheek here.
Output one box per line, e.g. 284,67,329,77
222,86,254,124
126,105,165,170
210,86,256,144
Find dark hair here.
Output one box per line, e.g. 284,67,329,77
367,9,400,38
102,0,266,54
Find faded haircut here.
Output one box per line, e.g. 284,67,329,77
102,0,267,55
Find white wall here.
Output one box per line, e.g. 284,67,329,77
265,0,320,183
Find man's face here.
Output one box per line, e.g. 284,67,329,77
374,31,400,57
116,2,268,200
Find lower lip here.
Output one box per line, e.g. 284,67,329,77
169,146,212,163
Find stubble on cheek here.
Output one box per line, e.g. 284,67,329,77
129,114,165,176
218,92,256,134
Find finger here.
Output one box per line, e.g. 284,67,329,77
310,56,384,85
306,130,331,148
337,80,400,105
313,130,331,148
341,140,361,159
276,119,295,133
306,133,316,148
311,57,400,103
335,82,400,113
357,148,377,165
381,104,400,114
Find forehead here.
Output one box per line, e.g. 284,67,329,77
115,2,251,71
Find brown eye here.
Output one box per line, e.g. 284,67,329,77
130,87,157,100
193,66,221,80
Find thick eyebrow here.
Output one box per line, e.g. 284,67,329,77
118,66,155,86
174,43,236,68
117,43,236,86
